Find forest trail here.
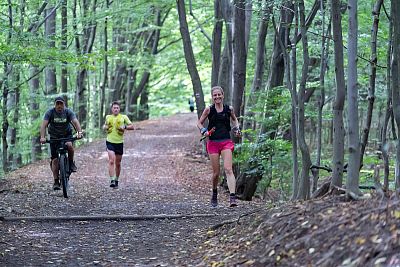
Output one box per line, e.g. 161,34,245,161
0,113,261,266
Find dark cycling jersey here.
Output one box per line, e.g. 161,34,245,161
44,108,76,138
207,104,231,141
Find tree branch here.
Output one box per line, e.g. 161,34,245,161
189,0,212,44
29,1,62,33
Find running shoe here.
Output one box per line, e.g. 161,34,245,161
229,194,237,207
211,191,218,207
53,179,61,190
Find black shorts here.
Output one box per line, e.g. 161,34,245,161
50,135,73,159
106,141,124,155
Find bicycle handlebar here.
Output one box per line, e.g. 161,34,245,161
45,136,82,144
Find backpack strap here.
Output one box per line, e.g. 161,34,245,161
223,105,231,131
207,104,216,130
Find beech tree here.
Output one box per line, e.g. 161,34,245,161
346,0,362,197
330,0,346,189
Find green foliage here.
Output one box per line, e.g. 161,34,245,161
236,134,293,197
237,85,294,197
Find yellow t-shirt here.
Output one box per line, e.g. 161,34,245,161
105,114,132,144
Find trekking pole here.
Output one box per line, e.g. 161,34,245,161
200,127,216,142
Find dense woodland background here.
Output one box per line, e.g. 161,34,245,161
0,0,398,201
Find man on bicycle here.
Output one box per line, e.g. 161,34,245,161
40,96,83,190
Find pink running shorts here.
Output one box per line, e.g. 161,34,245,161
207,140,235,154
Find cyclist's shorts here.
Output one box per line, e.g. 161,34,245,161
106,141,124,155
207,139,234,155
50,135,73,159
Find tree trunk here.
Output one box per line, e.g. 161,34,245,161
359,0,383,167
111,63,127,103
272,13,299,199
391,0,400,192
61,0,68,98
232,0,247,122
243,0,272,139
29,66,42,162
2,1,13,173
176,0,205,119
73,0,97,127
313,1,330,192
138,87,149,120
100,0,109,127
296,0,312,200
44,6,57,96
2,63,11,173
346,0,362,197
244,0,252,53
211,0,223,87
382,18,393,192
7,71,22,168
126,69,138,118
265,2,294,92
219,0,233,105
110,24,127,103
218,38,232,105
331,0,346,188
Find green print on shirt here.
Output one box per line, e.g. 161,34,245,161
54,117,67,123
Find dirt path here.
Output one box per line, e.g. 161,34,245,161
0,113,261,266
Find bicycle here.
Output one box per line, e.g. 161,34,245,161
46,136,80,198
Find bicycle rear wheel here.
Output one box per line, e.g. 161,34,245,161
59,154,69,198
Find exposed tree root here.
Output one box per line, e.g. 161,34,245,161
210,207,266,230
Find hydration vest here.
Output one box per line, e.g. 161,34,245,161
207,104,231,140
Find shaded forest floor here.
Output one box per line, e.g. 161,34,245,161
1,113,400,266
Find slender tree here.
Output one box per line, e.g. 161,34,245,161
359,0,383,168
391,0,400,192
211,0,223,87
61,0,68,97
73,0,97,128
330,0,346,188
346,0,362,197
243,0,272,139
296,0,312,200
2,0,13,173
176,0,205,118
217,0,233,104
44,5,57,96
381,15,393,192
312,1,330,192
232,0,247,121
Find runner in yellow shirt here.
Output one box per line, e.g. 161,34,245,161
102,101,134,188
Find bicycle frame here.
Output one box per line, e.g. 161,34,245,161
46,137,78,198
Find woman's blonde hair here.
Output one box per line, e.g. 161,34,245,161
211,86,224,95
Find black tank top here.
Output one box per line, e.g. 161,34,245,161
207,104,231,140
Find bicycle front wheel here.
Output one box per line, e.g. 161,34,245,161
59,154,69,198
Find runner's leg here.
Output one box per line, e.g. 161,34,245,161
221,149,235,194
107,150,116,177
209,153,220,206
66,141,74,162
115,154,122,179
51,158,59,180
209,154,220,189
